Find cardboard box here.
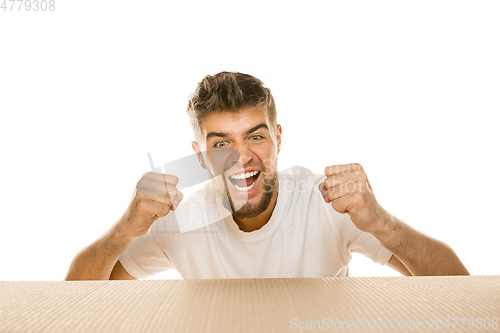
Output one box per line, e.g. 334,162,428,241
1,275,498,332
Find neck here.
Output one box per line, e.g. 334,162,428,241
233,181,279,232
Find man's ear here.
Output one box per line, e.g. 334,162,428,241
276,124,282,154
191,141,207,169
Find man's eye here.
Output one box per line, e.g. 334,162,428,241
250,135,263,141
215,141,228,147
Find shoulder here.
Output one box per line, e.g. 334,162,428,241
279,165,326,187
276,166,327,210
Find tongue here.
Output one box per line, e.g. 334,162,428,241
235,177,252,188
246,176,254,187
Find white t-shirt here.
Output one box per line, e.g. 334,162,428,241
119,166,393,279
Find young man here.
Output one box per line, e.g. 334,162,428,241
65,72,469,280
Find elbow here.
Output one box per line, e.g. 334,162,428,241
440,242,470,276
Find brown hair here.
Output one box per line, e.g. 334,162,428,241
187,71,277,143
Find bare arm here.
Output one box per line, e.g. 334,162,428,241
64,172,182,281
64,223,136,280
386,255,412,276
110,261,137,280
320,163,469,276
374,215,469,276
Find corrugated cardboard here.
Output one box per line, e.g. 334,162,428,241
1,276,499,332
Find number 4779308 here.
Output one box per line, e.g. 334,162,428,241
443,318,498,330
1,0,55,11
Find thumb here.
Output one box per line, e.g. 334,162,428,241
170,191,184,211
318,182,330,203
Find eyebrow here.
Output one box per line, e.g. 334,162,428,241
206,123,270,141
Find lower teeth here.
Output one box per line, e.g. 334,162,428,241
234,180,256,192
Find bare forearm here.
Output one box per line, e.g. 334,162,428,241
373,215,469,276
64,171,180,280
64,222,134,281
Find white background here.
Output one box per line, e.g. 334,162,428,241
1,0,499,281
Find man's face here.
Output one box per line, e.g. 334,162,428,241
195,106,282,219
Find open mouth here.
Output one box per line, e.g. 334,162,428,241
227,170,260,192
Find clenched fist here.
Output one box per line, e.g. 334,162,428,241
119,172,184,239
319,163,388,234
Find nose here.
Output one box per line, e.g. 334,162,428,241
231,143,253,165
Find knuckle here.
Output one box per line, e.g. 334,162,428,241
359,181,369,192
137,178,154,191
325,165,339,176
135,199,147,212
353,191,364,204
168,185,178,195
327,190,335,201
331,200,343,212
136,178,145,189
168,174,180,186
158,204,170,217
353,170,364,178
349,163,362,173
142,171,155,179
358,182,367,192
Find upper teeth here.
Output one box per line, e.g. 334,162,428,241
230,170,259,180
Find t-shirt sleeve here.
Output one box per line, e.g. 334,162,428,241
118,221,174,279
342,215,393,265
